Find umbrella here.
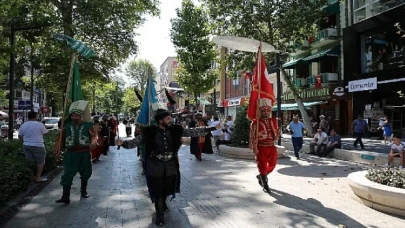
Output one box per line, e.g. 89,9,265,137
0,111,8,117
212,36,278,53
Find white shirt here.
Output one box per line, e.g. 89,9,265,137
318,132,328,145
224,120,233,141
18,121,49,147
210,121,222,136
391,142,405,153
16,119,22,124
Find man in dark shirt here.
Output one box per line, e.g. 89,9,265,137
321,129,341,157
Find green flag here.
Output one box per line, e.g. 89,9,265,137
55,34,95,59
68,60,84,103
63,60,84,119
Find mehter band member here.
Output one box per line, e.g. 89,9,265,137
116,109,217,226
250,98,280,193
55,100,97,204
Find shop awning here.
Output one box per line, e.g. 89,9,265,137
282,57,306,69
272,101,324,111
303,46,340,62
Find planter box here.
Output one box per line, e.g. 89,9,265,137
347,170,405,217
219,145,286,160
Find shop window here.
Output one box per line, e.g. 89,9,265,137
360,24,405,73
320,56,338,73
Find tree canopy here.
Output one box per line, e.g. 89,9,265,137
201,0,327,76
170,0,219,100
0,0,159,111
126,59,155,97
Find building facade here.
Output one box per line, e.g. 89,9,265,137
343,1,405,137
158,56,183,111
281,1,351,134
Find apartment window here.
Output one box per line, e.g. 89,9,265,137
15,90,22,98
232,78,239,87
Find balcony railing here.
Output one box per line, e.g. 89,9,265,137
294,73,339,88
354,0,405,24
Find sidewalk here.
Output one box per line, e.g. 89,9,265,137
4,136,405,227
281,134,390,154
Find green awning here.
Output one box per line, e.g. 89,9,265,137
272,101,324,111
282,58,305,69
303,46,340,62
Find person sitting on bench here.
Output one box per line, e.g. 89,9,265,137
309,128,328,156
321,129,341,157
385,135,404,169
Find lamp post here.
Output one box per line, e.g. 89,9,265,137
276,53,282,146
8,20,46,139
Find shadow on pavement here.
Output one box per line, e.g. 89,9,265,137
277,155,367,178
269,189,367,228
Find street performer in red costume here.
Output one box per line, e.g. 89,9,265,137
250,98,280,193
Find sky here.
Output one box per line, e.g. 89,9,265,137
133,0,183,70
118,0,200,84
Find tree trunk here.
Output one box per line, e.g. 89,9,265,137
280,67,314,137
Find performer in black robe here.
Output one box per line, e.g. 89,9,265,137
117,109,216,226
101,115,110,155
189,112,213,161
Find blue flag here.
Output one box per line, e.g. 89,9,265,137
137,76,158,125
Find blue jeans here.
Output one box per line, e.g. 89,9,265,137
291,137,303,158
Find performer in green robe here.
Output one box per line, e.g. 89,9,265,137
56,101,97,204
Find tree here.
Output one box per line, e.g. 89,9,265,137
0,0,159,112
121,87,141,115
202,0,328,136
231,105,251,147
170,0,219,102
126,59,155,96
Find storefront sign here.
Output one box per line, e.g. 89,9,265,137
283,88,330,101
228,98,241,107
333,87,345,96
348,77,377,92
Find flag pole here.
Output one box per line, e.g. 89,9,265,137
256,44,262,150
55,54,77,161
147,67,152,126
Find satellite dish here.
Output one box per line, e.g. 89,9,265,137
212,36,278,53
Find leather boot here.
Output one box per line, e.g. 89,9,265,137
260,175,271,193
256,175,263,187
154,197,165,226
163,197,169,212
80,180,89,198
55,185,71,204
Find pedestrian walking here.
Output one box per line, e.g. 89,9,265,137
382,117,392,144
249,98,280,193
352,114,368,149
210,116,222,153
16,117,22,130
55,101,97,204
90,120,103,163
18,111,48,183
117,109,218,226
287,115,306,159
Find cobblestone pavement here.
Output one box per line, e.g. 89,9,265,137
4,127,405,228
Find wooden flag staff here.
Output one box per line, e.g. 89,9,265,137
55,54,77,161
255,44,262,151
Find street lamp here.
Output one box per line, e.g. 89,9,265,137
8,19,46,139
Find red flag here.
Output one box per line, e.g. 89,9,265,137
247,48,276,120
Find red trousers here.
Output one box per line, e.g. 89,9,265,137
196,143,204,158
256,146,277,175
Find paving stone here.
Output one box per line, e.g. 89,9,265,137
3,126,405,228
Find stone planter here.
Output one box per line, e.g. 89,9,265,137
219,145,286,160
347,170,405,217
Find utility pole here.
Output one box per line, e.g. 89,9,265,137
276,53,282,146
30,45,34,111
8,21,16,139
